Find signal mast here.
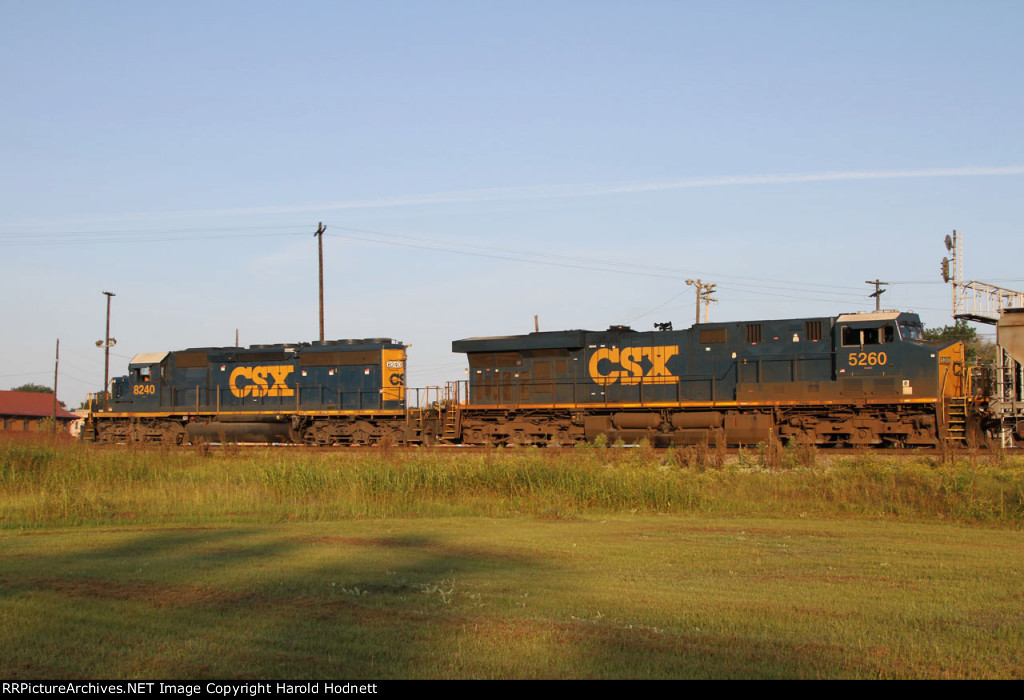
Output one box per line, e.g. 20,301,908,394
940,231,1024,447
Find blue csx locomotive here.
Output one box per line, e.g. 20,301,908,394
85,310,974,447
86,338,417,445
450,310,969,447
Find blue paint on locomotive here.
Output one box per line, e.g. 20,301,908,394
453,311,946,405
106,339,406,414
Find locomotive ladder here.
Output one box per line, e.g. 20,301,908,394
944,396,969,445
442,404,460,441
441,382,461,441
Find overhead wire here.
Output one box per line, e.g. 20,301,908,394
1,219,875,297
327,224,869,292
1,219,963,313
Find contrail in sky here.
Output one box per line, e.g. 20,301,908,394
211,165,1024,217
15,165,1023,228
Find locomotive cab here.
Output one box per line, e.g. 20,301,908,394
106,352,169,411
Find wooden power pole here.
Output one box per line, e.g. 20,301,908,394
865,279,888,311
53,338,59,430
314,222,326,342
686,279,718,323
99,291,116,406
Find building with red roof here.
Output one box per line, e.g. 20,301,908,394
0,390,79,433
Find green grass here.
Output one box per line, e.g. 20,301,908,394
1,440,1023,526
1,439,1023,678
1,518,1022,679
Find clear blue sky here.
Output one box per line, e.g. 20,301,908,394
2,1,1022,406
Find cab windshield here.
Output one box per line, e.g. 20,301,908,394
899,320,924,340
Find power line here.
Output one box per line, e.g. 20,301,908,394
328,225,868,292
0,224,306,246
2,218,938,307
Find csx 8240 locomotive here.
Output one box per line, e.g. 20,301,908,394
86,309,980,447
84,338,421,445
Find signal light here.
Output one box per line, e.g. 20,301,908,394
941,257,951,283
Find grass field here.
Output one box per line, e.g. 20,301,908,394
1,438,1022,679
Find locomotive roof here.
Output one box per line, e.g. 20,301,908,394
453,330,590,352
129,352,170,366
177,338,401,353
454,311,926,353
835,311,910,323
129,340,403,365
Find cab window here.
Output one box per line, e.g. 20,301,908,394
841,326,861,346
899,321,923,340
842,325,894,347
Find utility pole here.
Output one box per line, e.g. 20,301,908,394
97,291,116,407
314,222,326,342
686,279,717,323
53,338,59,431
686,279,702,324
702,282,717,322
865,279,888,312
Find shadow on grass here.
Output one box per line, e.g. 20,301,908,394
0,525,869,679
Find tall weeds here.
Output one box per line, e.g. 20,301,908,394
1,440,1022,527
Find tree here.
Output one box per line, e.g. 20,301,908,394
924,319,996,365
9,383,67,409
10,383,54,393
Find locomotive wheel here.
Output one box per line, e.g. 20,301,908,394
95,422,126,444
161,423,186,446
301,423,330,446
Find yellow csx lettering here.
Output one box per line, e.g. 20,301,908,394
229,365,295,398
588,346,679,386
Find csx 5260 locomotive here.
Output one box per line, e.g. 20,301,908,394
85,309,981,447
450,310,970,447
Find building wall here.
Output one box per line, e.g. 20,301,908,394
1,416,72,433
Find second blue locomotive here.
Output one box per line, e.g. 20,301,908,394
86,337,417,445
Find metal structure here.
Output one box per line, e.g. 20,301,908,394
942,230,1024,447
945,231,1024,323
994,309,1024,447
